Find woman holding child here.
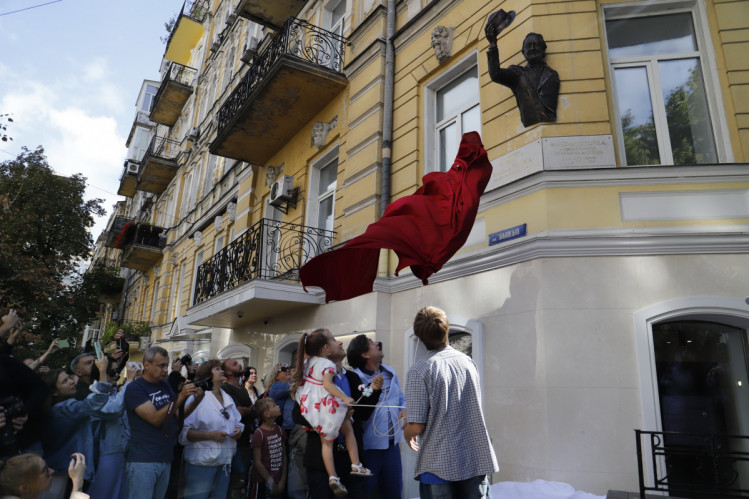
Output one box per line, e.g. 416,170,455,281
179,359,243,499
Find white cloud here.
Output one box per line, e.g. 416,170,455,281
1,69,127,243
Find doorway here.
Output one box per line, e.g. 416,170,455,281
652,320,749,495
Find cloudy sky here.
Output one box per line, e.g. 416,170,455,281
0,0,183,244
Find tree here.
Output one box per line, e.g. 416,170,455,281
0,146,105,366
0,114,12,143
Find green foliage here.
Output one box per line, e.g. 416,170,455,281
0,114,12,143
0,146,105,366
101,320,151,345
160,13,178,44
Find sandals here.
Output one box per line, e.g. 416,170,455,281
329,476,348,496
350,463,373,477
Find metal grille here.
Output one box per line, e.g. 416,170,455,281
193,218,335,304
216,17,348,132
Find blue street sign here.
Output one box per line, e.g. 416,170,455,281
489,224,527,245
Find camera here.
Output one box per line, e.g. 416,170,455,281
180,354,193,366
193,377,213,391
0,396,26,457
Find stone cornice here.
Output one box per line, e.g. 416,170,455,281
372,226,749,294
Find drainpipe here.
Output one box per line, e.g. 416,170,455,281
380,0,396,217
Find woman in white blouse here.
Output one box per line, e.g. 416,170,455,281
179,359,243,499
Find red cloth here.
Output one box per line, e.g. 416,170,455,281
300,131,493,302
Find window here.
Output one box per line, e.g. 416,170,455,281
223,46,235,91
314,156,338,233
129,127,151,162
181,172,193,216
150,279,160,323
191,251,203,306
424,54,481,173
605,5,724,166
141,84,159,113
203,154,218,195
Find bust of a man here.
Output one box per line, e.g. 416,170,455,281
486,19,560,127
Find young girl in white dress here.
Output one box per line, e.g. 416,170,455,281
290,328,372,495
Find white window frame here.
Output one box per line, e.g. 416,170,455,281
150,279,160,324
190,251,203,307
306,145,339,232
141,84,158,113
424,51,480,174
603,0,733,166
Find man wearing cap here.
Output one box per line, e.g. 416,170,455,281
485,10,560,128
347,335,406,499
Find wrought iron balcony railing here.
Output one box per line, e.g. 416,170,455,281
216,17,347,133
636,429,749,498
143,135,180,162
159,61,197,91
193,218,335,304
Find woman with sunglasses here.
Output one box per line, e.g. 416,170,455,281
179,359,243,499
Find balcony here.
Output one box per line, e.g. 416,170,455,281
235,0,306,29
119,223,166,271
186,218,335,327
164,0,209,66
136,136,180,194
150,62,197,126
104,216,134,248
117,160,140,197
210,18,348,165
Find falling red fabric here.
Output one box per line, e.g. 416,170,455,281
300,131,493,302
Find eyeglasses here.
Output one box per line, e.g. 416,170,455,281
279,367,290,373
220,408,230,420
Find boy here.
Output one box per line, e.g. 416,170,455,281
250,397,288,499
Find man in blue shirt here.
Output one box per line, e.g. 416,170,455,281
124,346,202,499
347,334,406,499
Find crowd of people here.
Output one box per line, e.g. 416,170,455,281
0,306,498,499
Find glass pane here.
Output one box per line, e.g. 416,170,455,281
437,66,479,122
614,67,660,165
660,58,717,165
606,13,697,58
439,122,457,172
461,104,481,135
653,321,749,495
318,195,334,232
318,160,338,196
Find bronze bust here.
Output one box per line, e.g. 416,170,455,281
485,11,560,127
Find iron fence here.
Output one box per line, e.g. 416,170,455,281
636,429,749,498
144,135,180,162
217,17,348,132
193,218,335,304
163,61,198,88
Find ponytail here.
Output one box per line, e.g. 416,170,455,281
289,333,308,397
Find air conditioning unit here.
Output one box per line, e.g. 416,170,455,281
124,160,139,174
210,35,221,52
270,175,294,207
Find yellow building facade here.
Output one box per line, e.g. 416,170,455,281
94,0,749,494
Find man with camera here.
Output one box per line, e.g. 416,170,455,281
124,346,204,499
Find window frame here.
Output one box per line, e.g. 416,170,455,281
306,145,339,233
603,0,733,166
424,51,480,174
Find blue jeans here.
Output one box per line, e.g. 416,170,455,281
125,461,171,499
89,453,125,499
363,443,402,498
419,475,491,499
183,462,231,499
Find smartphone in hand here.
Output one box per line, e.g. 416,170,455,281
57,339,69,348
94,341,102,360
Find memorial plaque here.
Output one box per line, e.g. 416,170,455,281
485,139,543,192
542,135,616,169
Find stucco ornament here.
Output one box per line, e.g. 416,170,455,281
194,231,203,247
265,164,285,187
226,202,237,221
215,214,223,233
311,116,338,149
431,26,454,64
153,265,160,278
171,250,180,266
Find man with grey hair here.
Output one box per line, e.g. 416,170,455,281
124,346,203,499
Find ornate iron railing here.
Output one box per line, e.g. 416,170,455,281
164,61,197,88
636,429,749,498
143,135,180,162
193,218,335,304
216,17,348,132
163,0,210,56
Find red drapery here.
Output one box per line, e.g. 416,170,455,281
300,131,493,302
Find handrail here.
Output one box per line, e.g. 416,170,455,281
216,17,348,133
193,218,335,304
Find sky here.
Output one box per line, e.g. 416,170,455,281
0,0,184,246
